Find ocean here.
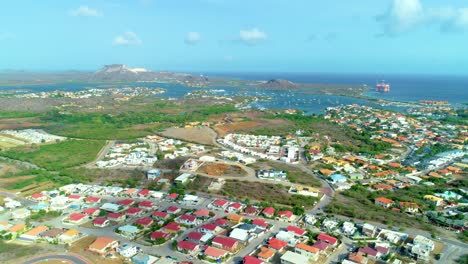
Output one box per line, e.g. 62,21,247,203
1,73,466,114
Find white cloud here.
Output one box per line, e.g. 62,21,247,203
70,6,102,17
185,32,202,45
239,28,267,45
378,0,468,36
113,32,142,46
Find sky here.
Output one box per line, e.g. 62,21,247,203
1,0,468,75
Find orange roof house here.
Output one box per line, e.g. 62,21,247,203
226,214,243,224
257,247,275,261
88,237,119,255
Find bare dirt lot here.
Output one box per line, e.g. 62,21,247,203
198,162,246,177
213,112,292,137
160,126,217,145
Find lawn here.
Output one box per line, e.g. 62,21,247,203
0,139,105,170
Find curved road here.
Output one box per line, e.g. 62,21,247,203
22,254,89,264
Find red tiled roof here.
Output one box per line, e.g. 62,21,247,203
277,210,293,218
107,212,124,219
193,209,210,217
138,189,150,196
152,211,168,219
117,199,135,206
135,217,153,226
167,193,179,199
200,223,217,231
268,237,287,250
167,206,179,212
205,246,227,258
188,231,203,241
375,197,394,205
243,256,264,264
163,222,180,232
150,231,169,240
214,218,228,226
359,246,378,257
317,233,338,245
262,207,275,215
68,194,81,200
213,199,229,207
212,236,238,248
93,217,108,225
244,206,258,214
313,241,328,250
83,207,99,215
228,202,242,209
286,225,306,236
85,196,100,203
31,193,45,199
252,219,268,228
126,207,142,215
179,214,196,222
138,201,153,208
69,213,86,221
177,240,198,251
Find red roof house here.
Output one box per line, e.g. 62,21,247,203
317,233,338,245
212,236,238,252
262,207,275,218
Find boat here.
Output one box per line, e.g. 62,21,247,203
376,81,390,92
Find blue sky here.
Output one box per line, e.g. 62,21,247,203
1,0,468,75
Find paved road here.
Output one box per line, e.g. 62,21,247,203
22,254,89,264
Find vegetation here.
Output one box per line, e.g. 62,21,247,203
0,139,105,170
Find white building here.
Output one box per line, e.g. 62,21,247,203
281,251,309,264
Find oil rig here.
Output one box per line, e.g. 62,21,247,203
376,81,390,92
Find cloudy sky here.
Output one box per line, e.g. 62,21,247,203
1,0,467,74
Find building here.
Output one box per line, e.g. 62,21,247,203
262,207,275,218
413,235,435,251
67,213,87,224
59,229,79,244
88,237,119,255
11,208,31,219
204,246,228,262
93,217,110,228
295,243,319,261
147,169,161,180
257,247,275,262
268,237,288,251
117,244,139,258
280,250,309,264
174,173,193,184
243,256,264,264
100,203,122,212
40,228,65,243
118,225,140,238
423,195,444,206
149,231,170,241
212,236,239,252
317,233,338,246
19,225,49,242
177,240,200,255
374,197,394,208
277,211,295,222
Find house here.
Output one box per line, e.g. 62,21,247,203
199,223,223,235
317,233,338,246
135,217,154,227
176,214,199,226
40,228,65,242
193,209,211,218
117,199,135,207
107,212,125,222
358,247,378,259
276,231,300,246
330,174,347,183
31,193,47,201
252,219,268,229
126,207,143,217
373,184,393,191
147,169,161,180
100,203,122,213
413,235,435,251
162,222,181,233
286,226,306,237
227,202,244,212
244,206,259,216
229,228,249,242
277,211,295,222
149,231,170,241
399,202,419,214
68,213,87,224
177,240,200,255
166,193,179,201
214,218,228,227
187,231,204,243
295,243,319,261
227,214,243,224
268,237,288,251
210,199,230,210
131,253,157,264
312,241,328,252
6,223,26,238
374,197,394,208
83,207,100,217
93,217,110,227
85,196,101,204
118,225,140,238
174,173,194,184
138,189,150,197
257,246,275,262
88,237,119,255
262,207,275,218
117,244,139,258
166,206,181,214
68,194,83,202
152,211,169,221
280,250,309,264
138,200,156,210
423,195,444,206
212,236,239,252
346,252,368,264
204,246,228,262
19,225,49,242
59,228,80,244
243,256,264,264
